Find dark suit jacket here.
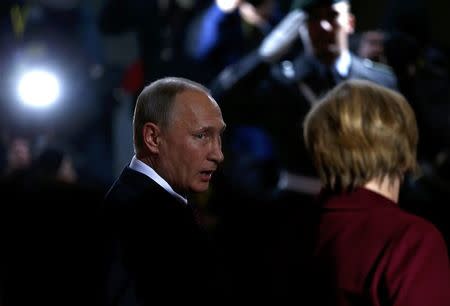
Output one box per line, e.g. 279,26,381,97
280,187,450,306
0,176,106,306
103,167,219,306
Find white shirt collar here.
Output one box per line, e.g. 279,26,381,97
129,155,188,205
334,50,351,78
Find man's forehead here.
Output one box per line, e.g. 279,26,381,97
174,90,220,112
172,91,223,123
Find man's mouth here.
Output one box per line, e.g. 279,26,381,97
199,170,214,180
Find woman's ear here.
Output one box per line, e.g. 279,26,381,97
143,122,161,154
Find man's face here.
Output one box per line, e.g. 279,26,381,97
8,138,31,170
300,2,354,65
157,89,225,194
357,30,386,64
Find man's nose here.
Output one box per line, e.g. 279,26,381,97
209,138,224,163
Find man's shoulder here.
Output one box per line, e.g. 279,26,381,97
350,56,398,89
353,56,395,75
104,168,168,207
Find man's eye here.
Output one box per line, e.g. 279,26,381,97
195,133,206,139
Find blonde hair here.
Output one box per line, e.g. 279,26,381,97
303,79,419,191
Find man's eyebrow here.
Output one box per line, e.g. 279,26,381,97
193,125,226,135
195,126,214,133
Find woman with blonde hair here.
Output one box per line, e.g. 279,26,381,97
301,79,450,306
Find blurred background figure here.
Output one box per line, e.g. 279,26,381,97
1,135,32,179
209,0,398,203
30,145,77,185
185,0,289,83
355,29,387,64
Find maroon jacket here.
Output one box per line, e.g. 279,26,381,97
308,187,450,306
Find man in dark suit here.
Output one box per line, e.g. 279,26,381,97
103,77,226,306
210,0,398,195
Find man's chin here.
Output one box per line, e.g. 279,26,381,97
191,183,210,193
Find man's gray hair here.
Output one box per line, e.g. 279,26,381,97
133,77,210,155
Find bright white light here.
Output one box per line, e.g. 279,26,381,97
17,69,60,108
216,0,239,12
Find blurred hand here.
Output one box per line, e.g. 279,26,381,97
239,2,267,28
258,9,305,63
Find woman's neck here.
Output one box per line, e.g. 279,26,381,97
364,176,401,203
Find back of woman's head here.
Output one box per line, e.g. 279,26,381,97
303,79,418,191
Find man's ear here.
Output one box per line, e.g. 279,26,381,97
143,122,161,154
